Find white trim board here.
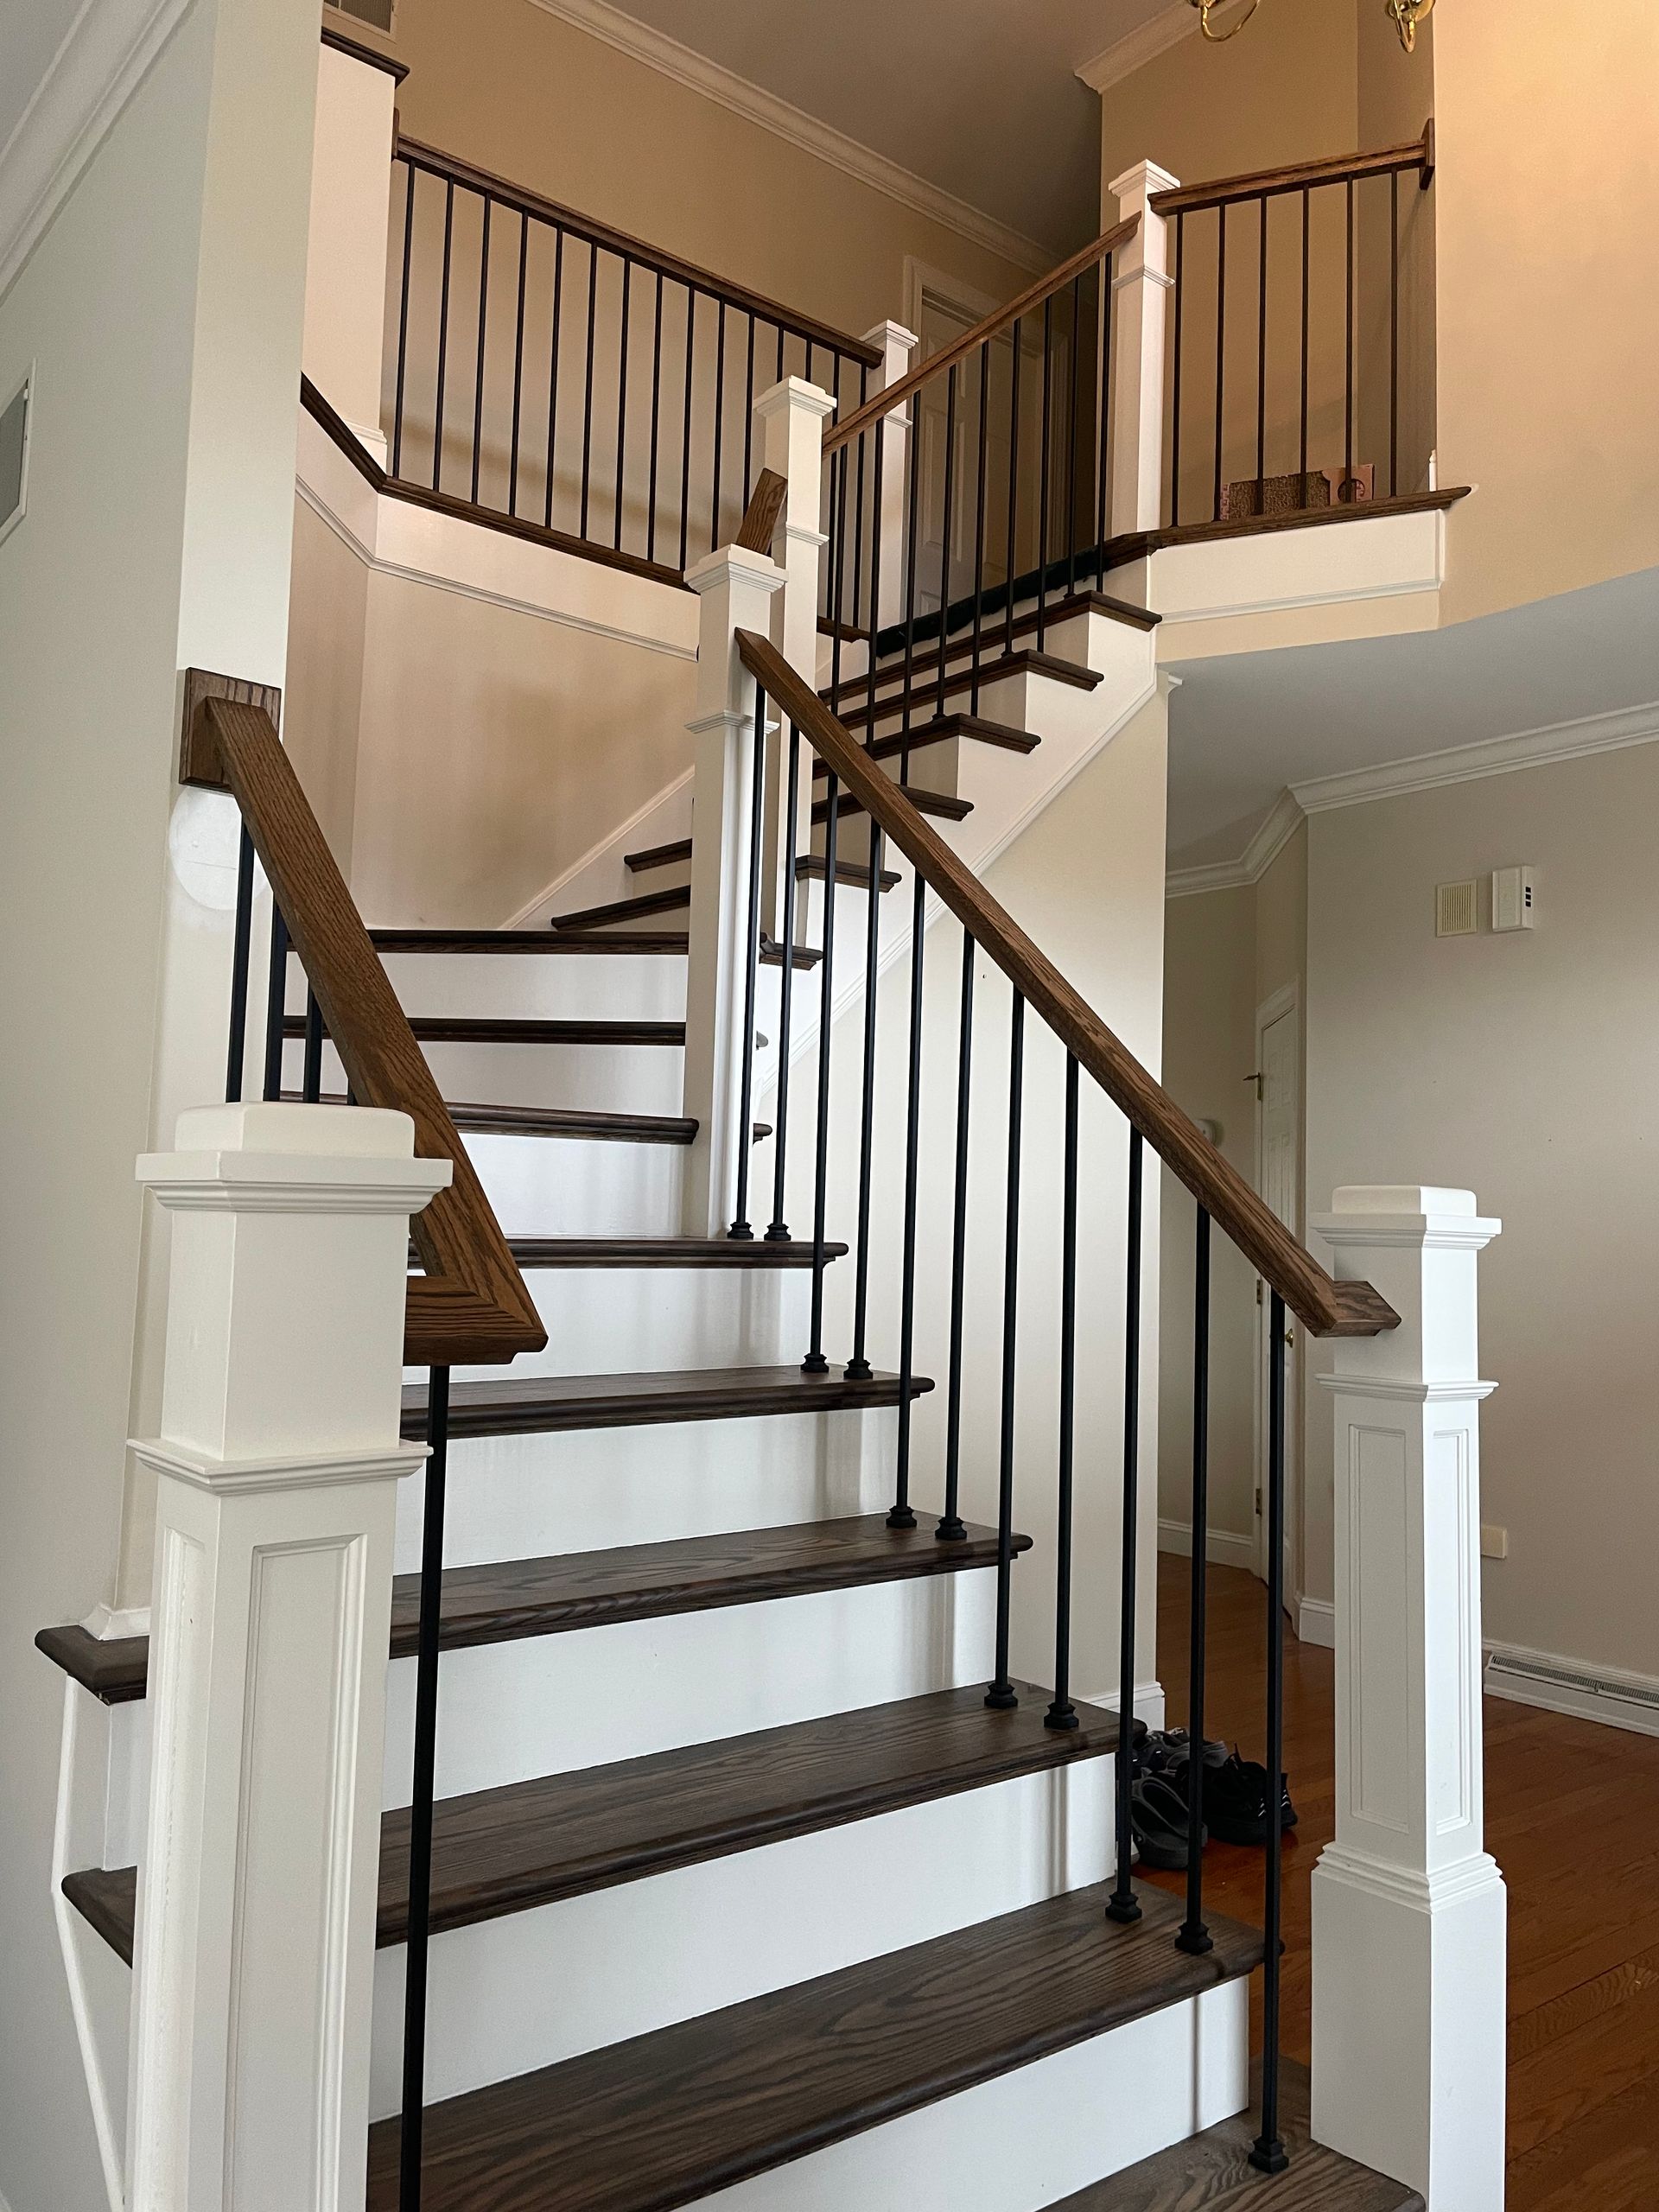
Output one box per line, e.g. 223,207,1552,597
1484,1640,1659,1741
1166,789,1301,899
1293,697,1659,813
1076,5,1198,96
525,0,1056,275
0,0,194,304
1296,1596,1335,1650
1156,1517,1256,1573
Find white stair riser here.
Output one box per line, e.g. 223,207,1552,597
368,1758,1113,2117
625,855,692,895
373,951,687,1025
429,1261,814,1385
395,1405,899,1573
382,1567,1001,1802
466,1128,684,1238
687,1982,1248,2212
278,1034,686,1117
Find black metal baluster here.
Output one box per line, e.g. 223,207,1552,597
507,211,529,518
399,1365,451,2212
579,244,599,539
1344,181,1356,493
1046,1052,1080,1731
392,161,416,480
679,289,696,573
1170,211,1185,527
647,275,664,566
262,906,289,1104
1255,194,1268,507
1095,263,1112,586
710,300,728,552
1178,1206,1215,1956
432,179,455,493
986,989,1024,1712
969,338,990,715
1107,1127,1145,1925
1036,296,1052,647
728,683,767,1241
225,824,255,1103
1389,169,1401,497
1066,274,1084,591
899,389,923,776
1250,1294,1291,2174
766,719,802,1243
802,762,838,1376
1299,188,1311,490
843,799,882,1382
937,927,975,1545
1212,206,1227,523
301,988,324,1104
613,260,632,550
1004,315,1021,655
742,315,756,511
849,421,868,642
891,864,926,1532
935,364,958,708
469,194,492,506
543,230,564,531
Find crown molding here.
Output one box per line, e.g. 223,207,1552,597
1293,697,1659,814
0,0,194,305
1166,786,1302,898
525,0,1056,274
1077,4,1198,96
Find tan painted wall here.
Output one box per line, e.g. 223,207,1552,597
285,492,369,869
1432,1,1659,623
1304,744,1659,1681
388,0,1036,353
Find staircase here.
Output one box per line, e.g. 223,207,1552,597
34,47,1500,2211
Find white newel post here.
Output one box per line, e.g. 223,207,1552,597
127,1103,449,2212
1309,1186,1506,2211
304,38,400,466
1108,161,1179,541
753,376,833,941
681,545,786,1237
861,320,920,634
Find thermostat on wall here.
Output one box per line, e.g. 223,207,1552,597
1491,866,1536,932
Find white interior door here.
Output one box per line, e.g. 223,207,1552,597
1253,993,1302,1602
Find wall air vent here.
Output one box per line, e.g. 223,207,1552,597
326,0,395,32
1435,880,1477,938
0,371,29,550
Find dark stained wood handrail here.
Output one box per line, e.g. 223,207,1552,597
823,216,1138,459
394,137,883,372
196,697,547,1367
1151,124,1434,216
734,632,1396,1340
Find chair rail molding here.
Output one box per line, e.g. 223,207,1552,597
126,1101,448,2212
0,0,194,302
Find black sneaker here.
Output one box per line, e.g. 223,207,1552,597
1194,1749,1297,1847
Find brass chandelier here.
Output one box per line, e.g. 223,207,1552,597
1191,0,1433,50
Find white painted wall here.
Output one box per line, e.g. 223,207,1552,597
0,0,322,2196
1304,741,1659,1685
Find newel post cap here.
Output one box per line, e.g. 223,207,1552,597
137,1102,453,1215
1109,157,1180,209
753,376,836,423
683,543,787,597
1312,1185,1502,1251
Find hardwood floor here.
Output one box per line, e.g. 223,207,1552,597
1152,1556,1659,2209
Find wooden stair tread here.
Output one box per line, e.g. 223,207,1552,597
812,784,971,825
69,1669,1087,1967
42,1513,980,1713
363,1880,1262,2209
550,887,690,931
499,1236,846,1268
287,1014,685,1046
1045,2063,1422,2210
794,855,899,890
368,930,682,957
831,646,1102,734
811,712,1038,780
625,836,691,874
400,1363,929,1439
869,582,1159,666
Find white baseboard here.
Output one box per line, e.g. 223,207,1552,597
1296,1597,1336,1649
1484,1641,1659,1738
1157,1518,1255,1573
1080,1679,1166,1734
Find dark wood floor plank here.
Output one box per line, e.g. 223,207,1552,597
365,1880,1262,2210
1046,2063,1421,2211
400,1364,928,1440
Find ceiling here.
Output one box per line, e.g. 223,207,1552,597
1165,568,1659,868
0,0,87,163
593,0,1178,255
